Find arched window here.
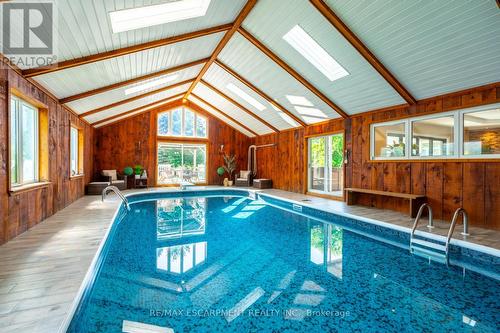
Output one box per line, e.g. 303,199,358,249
158,107,207,138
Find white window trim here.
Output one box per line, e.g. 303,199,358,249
70,126,80,176
158,107,208,138
10,95,39,186
369,102,500,160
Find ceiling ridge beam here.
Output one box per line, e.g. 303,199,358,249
200,79,279,133
214,60,307,127
60,58,209,104
22,24,232,78
309,0,416,105
190,93,258,136
183,0,258,100
79,79,193,118
185,99,254,138
92,94,185,126
238,27,349,119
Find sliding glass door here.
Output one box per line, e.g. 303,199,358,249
307,133,344,197
157,142,207,185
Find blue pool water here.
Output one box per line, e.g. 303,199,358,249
67,194,500,332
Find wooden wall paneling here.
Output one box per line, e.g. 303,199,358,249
442,162,463,221
0,68,7,244
410,163,426,195
462,163,485,228
484,163,500,230
425,162,444,220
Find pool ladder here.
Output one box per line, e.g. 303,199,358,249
410,204,469,265
102,186,131,211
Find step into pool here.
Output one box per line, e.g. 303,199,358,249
65,191,499,332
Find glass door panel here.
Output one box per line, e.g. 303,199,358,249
308,134,344,197
308,137,326,191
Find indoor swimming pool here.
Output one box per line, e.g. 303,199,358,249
66,191,499,332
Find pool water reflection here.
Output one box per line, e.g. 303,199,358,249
68,196,499,333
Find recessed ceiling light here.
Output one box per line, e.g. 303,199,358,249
125,75,178,95
283,25,349,82
286,95,314,107
110,0,212,33
226,83,266,111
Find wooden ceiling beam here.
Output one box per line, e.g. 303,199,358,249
200,79,279,133
92,94,184,127
79,79,193,118
238,27,349,119
309,0,416,105
183,0,258,100
190,93,258,136
214,60,307,127
22,24,232,77
60,58,208,104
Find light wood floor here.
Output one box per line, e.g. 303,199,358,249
0,187,498,333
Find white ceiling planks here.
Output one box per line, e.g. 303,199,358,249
242,0,405,115
67,62,204,114
93,96,182,128
325,0,500,99
218,32,342,124
33,32,224,99
83,82,191,123
202,64,297,130
187,95,255,137
20,0,247,69
193,82,273,135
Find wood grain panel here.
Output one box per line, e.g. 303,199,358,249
462,163,484,228
0,66,94,245
484,163,500,229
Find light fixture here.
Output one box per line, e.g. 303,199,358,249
226,83,266,111
110,0,212,33
283,25,349,82
286,95,314,107
124,75,178,95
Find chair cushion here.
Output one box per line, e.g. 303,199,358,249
102,170,117,181
240,170,251,178
89,181,110,185
236,178,247,181
112,180,125,184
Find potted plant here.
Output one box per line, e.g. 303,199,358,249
134,165,143,179
217,166,225,185
223,154,237,186
123,166,133,177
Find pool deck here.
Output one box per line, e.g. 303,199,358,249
0,186,499,333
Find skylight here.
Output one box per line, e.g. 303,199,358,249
110,0,212,33
125,75,178,95
283,25,349,82
286,95,314,107
294,106,327,118
226,83,266,111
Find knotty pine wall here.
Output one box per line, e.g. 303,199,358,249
0,66,94,245
251,83,500,230
93,103,251,186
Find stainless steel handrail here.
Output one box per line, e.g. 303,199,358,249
102,186,130,211
410,203,434,243
444,208,469,264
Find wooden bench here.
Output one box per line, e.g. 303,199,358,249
345,187,426,218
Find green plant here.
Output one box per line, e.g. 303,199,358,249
223,154,237,180
217,166,225,176
134,165,143,175
123,166,133,176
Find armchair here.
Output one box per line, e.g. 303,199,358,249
235,170,253,187
101,170,127,190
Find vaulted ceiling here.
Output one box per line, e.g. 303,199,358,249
9,0,500,136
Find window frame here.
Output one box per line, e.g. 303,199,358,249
10,95,40,187
369,103,500,161
157,107,208,139
69,125,84,177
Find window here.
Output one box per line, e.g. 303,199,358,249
70,126,84,176
158,107,207,138
463,109,500,156
411,115,455,157
157,142,207,185
372,121,407,158
370,104,500,160
10,95,39,186
307,133,344,196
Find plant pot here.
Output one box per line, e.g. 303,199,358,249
135,175,140,179
228,180,233,186
223,178,229,186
